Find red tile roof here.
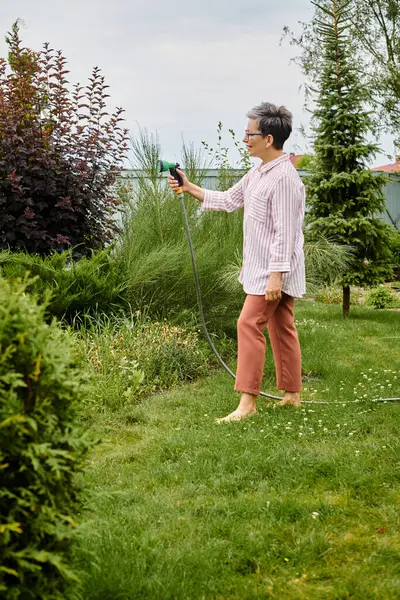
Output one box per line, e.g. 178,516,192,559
371,161,400,173
289,154,303,168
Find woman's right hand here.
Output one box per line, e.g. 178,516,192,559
168,168,190,194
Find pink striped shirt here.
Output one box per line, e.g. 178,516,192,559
203,154,306,298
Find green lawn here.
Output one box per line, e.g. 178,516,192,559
79,303,400,599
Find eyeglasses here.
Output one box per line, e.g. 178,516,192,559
244,130,263,138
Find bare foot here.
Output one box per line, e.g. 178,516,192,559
278,392,301,407
265,392,301,408
216,408,258,423
216,392,258,423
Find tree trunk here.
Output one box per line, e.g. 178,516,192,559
343,285,350,317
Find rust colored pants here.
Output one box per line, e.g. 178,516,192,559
234,293,302,396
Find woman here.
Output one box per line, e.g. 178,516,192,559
168,102,305,422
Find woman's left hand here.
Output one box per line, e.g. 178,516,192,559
265,273,282,302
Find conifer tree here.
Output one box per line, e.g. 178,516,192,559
305,0,394,316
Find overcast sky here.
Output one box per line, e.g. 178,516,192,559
0,0,394,167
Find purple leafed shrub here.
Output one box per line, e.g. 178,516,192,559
0,21,129,256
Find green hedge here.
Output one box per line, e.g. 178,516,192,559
0,278,92,599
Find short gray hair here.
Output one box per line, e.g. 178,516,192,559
246,102,293,149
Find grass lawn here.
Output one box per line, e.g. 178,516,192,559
79,302,400,599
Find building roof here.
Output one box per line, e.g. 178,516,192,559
371,160,400,173
289,154,303,168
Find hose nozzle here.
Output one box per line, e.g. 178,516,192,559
160,160,184,196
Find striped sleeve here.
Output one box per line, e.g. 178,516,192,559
202,175,246,213
268,175,299,274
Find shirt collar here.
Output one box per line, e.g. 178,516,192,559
257,153,290,174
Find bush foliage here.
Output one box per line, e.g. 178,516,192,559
0,248,125,321
0,278,92,599
75,313,215,412
0,22,128,256
366,284,399,309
